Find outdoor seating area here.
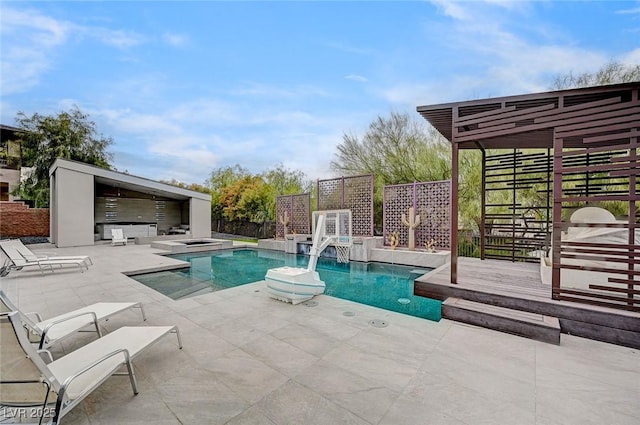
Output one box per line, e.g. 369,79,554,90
1,242,638,424
0,239,92,274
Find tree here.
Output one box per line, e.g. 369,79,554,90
220,176,271,224
331,112,450,184
551,60,640,90
262,164,312,196
331,111,452,231
206,165,251,219
14,106,113,207
161,178,211,194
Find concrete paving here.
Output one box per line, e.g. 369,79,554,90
1,242,639,425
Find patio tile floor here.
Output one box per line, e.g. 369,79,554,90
1,242,638,424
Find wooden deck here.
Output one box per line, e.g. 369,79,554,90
418,257,549,298
414,257,640,349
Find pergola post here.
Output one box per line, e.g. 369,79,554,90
450,133,459,284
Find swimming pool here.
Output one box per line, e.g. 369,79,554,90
131,248,441,321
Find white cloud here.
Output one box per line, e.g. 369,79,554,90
0,7,71,94
429,0,527,21
163,33,189,47
616,4,640,15
1,7,70,46
379,0,626,106
89,28,146,49
622,48,640,65
428,0,471,21
0,6,146,95
345,74,368,83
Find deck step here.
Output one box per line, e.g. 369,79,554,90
442,297,561,345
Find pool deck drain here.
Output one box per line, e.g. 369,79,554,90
303,300,319,307
368,319,389,328
343,311,356,316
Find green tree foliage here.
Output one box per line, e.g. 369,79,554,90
331,111,452,231
14,106,113,207
551,61,640,90
263,164,312,195
331,112,450,183
161,178,211,194
207,164,310,224
220,176,272,224
206,165,251,219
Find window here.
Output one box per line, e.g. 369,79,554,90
0,182,9,201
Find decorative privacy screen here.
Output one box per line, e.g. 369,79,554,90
275,193,311,238
484,150,552,263
383,181,451,250
317,174,374,237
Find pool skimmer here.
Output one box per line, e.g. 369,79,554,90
303,300,318,307
343,311,356,317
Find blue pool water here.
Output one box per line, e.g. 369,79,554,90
131,248,441,321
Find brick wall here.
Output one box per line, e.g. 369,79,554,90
0,201,49,238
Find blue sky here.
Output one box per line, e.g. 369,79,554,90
2,1,639,185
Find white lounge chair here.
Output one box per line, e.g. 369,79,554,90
0,311,182,425
2,239,93,267
0,240,89,274
111,228,127,246
0,290,146,351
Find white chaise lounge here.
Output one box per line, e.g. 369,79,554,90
3,239,93,267
0,311,182,425
0,240,90,274
0,290,146,351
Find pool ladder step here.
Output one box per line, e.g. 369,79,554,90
442,297,561,345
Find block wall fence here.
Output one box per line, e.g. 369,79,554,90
0,201,49,238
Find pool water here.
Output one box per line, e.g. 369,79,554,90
131,248,441,321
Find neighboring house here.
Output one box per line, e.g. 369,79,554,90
0,124,28,202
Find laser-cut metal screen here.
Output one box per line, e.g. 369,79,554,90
383,180,451,249
317,174,373,237
275,193,310,238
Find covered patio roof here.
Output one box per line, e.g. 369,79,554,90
50,158,210,201
417,82,639,150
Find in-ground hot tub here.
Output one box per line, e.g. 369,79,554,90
151,238,234,253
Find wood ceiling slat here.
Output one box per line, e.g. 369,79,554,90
457,104,552,127
455,122,555,142
476,104,557,129
556,122,638,139
455,105,515,124
561,160,631,174
583,129,640,144
535,98,633,124
455,104,637,143
454,122,517,140
457,96,623,129
556,113,640,137
552,107,640,131
561,144,630,157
